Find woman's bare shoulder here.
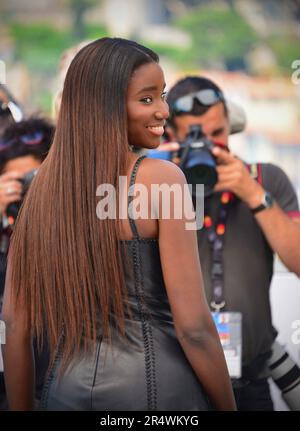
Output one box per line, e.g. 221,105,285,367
140,157,186,185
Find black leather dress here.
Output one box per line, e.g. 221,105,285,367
40,156,210,411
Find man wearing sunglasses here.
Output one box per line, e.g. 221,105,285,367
165,76,300,411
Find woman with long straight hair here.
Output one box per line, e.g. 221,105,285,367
2,38,236,411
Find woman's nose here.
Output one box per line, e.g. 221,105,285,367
155,104,169,120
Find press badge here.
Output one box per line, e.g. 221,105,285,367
212,312,242,378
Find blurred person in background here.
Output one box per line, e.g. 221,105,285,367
0,117,54,410
52,40,93,119
159,76,300,411
0,117,54,304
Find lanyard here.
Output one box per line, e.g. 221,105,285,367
204,163,261,312
204,191,234,312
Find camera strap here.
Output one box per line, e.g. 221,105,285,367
205,163,262,312
247,163,262,184
204,191,234,312
204,164,262,378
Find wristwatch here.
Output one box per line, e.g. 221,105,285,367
250,191,275,214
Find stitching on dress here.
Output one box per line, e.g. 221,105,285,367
132,239,157,411
39,333,64,410
128,154,158,410
90,338,102,411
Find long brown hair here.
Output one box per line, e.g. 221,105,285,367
8,38,159,371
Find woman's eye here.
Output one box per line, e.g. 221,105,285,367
141,97,152,104
161,92,167,100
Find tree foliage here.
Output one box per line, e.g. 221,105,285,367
173,5,258,69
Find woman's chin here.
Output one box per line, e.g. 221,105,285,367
145,139,162,150
132,140,161,151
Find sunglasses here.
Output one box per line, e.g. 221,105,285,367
0,101,23,122
0,131,44,152
170,89,224,115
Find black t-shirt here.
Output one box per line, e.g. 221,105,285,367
197,163,299,374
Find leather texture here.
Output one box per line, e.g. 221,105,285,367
39,157,210,411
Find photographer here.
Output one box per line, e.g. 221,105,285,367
163,76,300,410
0,117,54,409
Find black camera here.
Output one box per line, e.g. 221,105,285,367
6,168,38,222
176,125,218,197
148,125,218,197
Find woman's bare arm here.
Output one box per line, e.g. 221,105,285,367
1,259,35,410
156,160,236,411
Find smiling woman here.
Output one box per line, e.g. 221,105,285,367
2,38,236,411
127,62,168,148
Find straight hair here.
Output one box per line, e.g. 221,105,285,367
8,38,159,372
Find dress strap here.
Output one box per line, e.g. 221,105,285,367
128,155,147,239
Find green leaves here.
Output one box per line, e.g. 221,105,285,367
10,23,73,73
173,5,258,69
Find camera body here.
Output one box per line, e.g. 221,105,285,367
6,168,38,222
148,125,218,197
177,125,218,197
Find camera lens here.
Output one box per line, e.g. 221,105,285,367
183,164,217,198
267,340,300,411
180,131,218,197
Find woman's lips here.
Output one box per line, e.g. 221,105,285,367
147,125,165,136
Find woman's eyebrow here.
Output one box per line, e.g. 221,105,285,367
136,83,166,95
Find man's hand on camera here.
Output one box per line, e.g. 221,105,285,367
157,141,180,152
0,171,23,214
212,146,265,208
156,141,181,165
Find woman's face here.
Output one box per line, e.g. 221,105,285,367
127,62,169,149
